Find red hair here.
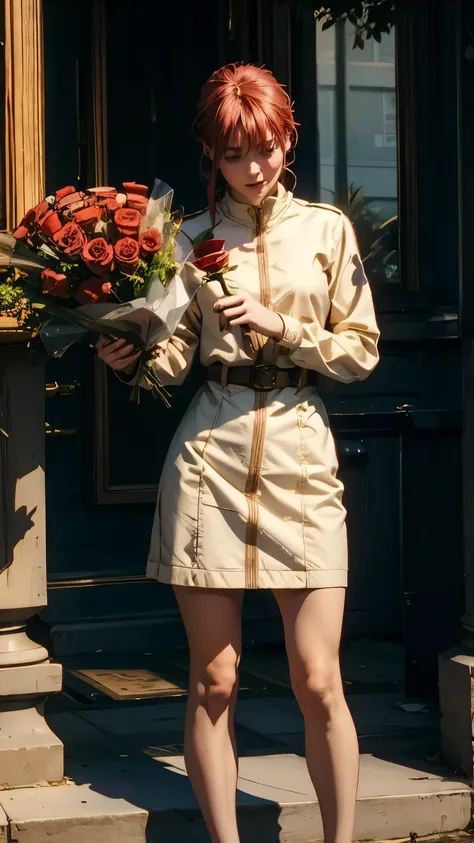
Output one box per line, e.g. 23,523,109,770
193,63,298,223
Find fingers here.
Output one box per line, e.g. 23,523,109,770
96,336,142,371
97,337,128,354
213,295,245,312
113,350,141,372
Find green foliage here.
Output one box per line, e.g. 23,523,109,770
0,280,37,325
312,1,406,46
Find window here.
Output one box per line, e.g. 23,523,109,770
317,22,398,284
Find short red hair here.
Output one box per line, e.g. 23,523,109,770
193,63,298,222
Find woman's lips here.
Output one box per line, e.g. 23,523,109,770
246,181,266,189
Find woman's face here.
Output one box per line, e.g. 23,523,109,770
217,130,290,206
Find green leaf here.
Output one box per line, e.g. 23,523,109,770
192,227,214,248
321,18,334,30
354,32,365,50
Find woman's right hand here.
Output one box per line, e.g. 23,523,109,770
96,336,142,373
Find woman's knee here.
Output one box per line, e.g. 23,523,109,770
192,653,239,717
291,661,343,717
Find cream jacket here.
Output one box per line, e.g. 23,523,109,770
136,185,380,589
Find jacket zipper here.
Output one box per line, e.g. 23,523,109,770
244,207,271,589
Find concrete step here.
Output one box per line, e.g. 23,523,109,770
0,692,470,842
0,751,470,843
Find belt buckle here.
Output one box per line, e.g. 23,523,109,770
252,364,278,391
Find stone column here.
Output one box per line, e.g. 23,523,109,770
0,339,63,786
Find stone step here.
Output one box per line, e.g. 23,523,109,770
0,750,470,843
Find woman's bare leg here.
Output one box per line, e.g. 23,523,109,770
174,586,244,843
273,587,358,843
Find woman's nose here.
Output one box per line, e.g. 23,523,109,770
247,160,261,177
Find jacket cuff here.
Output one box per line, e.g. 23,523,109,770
113,364,141,387
275,314,303,350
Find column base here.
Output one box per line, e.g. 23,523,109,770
439,647,474,781
0,699,64,788
0,662,64,787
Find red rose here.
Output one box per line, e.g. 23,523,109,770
126,194,148,215
41,268,70,297
139,228,162,258
122,182,148,198
53,221,87,256
34,200,50,222
193,239,229,274
13,226,29,240
40,210,62,237
114,208,141,237
13,208,36,239
114,237,140,273
55,186,76,202
73,206,101,233
87,186,116,195
56,191,87,213
82,237,114,278
74,276,113,304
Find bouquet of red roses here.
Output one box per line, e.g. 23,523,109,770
0,179,199,403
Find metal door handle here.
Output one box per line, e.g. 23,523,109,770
45,381,78,397
45,423,77,437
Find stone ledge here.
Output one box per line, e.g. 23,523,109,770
0,662,62,697
0,752,470,843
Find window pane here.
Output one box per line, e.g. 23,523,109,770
317,22,399,284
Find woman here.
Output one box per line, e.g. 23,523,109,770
98,63,379,843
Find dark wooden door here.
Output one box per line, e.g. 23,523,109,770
40,0,464,695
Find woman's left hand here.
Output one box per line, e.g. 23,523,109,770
213,295,284,341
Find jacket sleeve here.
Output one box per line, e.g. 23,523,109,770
276,214,380,383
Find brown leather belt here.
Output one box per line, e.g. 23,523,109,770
207,362,316,392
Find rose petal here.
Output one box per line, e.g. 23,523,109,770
73,206,101,232
40,211,63,237
55,186,76,202
122,182,148,197
193,239,226,260
13,225,30,240
193,250,229,272
87,186,117,195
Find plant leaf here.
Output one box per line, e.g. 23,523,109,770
192,227,214,248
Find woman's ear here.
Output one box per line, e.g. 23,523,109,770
284,136,291,154
202,142,214,161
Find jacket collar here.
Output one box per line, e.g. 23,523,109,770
217,182,292,231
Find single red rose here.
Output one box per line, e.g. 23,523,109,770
98,197,120,215
34,200,50,222
126,193,148,215
40,210,62,237
53,221,87,256
41,268,70,298
193,239,229,274
74,276,112,304
14,208,36,239
114,237,140,273
114,208,141,237
55,185,76,202
82,237,114,278
73,206,101,233
13,225,29,240
87,186,116,195
122,182,148,197
56,191,87,212
139,228,162,258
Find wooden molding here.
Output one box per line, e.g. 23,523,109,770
4,0,45,228
91,0,108,185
